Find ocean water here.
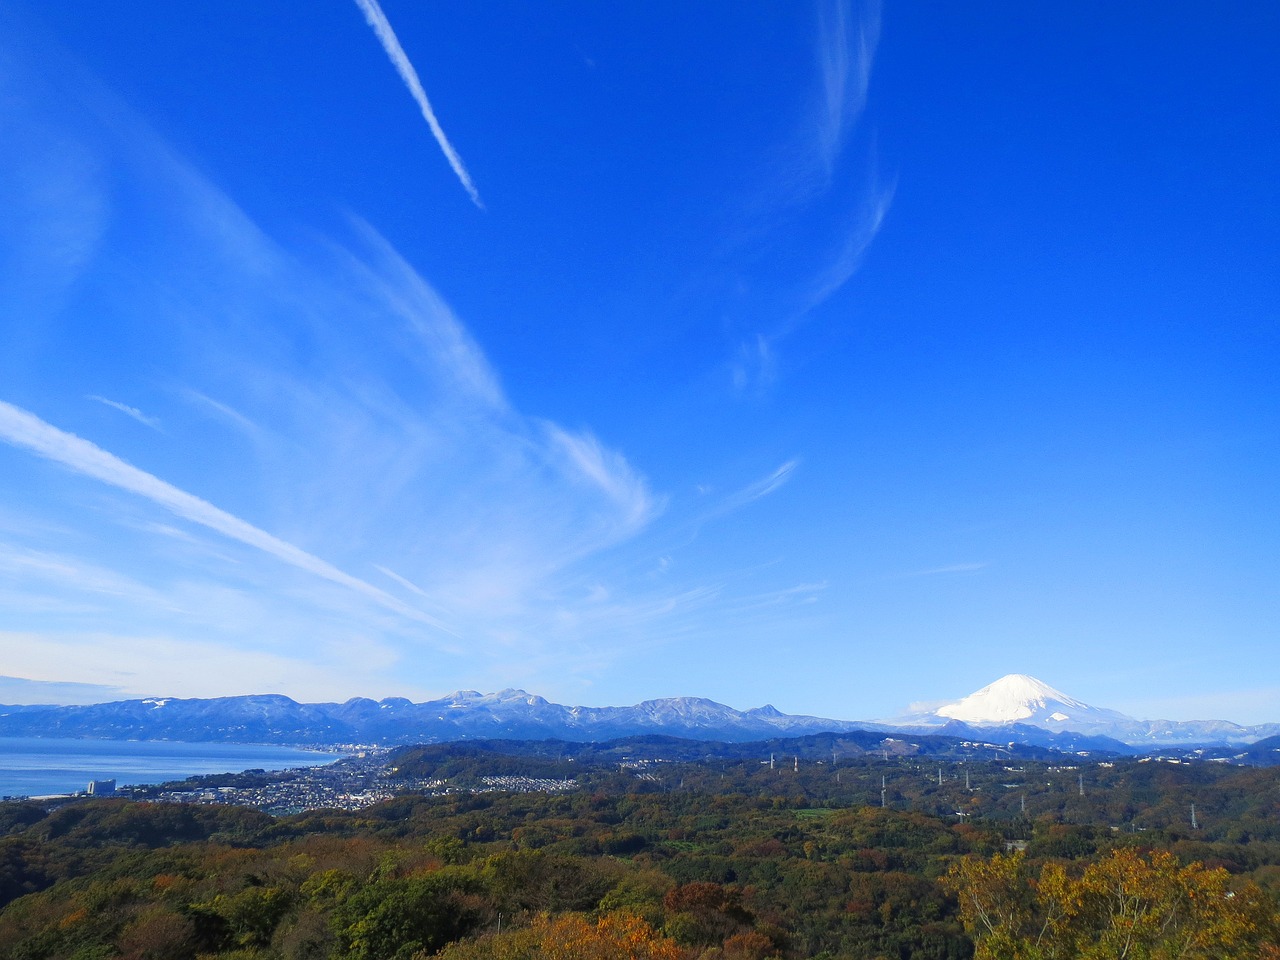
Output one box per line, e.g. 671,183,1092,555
0,737,335,799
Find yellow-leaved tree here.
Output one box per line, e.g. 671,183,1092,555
943,848,1279,960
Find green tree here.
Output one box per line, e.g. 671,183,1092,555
334,868,485,960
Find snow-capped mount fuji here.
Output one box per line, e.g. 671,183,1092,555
933,674,1130,727
904,674,1280,747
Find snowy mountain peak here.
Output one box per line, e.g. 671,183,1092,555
893,674,1269,746
935,674,1090,724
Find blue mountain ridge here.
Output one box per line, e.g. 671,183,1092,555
1,686,1272,749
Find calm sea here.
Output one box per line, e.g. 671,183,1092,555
0,737,336,799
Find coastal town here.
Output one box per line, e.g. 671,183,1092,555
11,748,583,815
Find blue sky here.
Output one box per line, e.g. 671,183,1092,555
1,1,1277,724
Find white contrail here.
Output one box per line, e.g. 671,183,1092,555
0,399,452,633
353,0,484,209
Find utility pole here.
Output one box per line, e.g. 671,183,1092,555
1191,804,1199,830
881,775,887,808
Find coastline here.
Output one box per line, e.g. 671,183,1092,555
0,736,338,800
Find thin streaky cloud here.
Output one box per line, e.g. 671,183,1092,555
352,0,484,209
375,564,431,598
0,541,171,606
804,173,895,312
800,0,890,311
0,399,453,634
724,580,829,615
544,424,662,533
728,1,888,395
894,562,990,580
373,565,452,619
815,0,881,179
346,217,507,409
710,460,799,520
731,334,778,395
729,459,798,508
182,390,262,440
88,395,161,431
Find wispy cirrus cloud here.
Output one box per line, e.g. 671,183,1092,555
0,18,819,704
700,460,799,524
340,217,506,411
88,395,161,430
544,424,662,537
814,0,881,186
803,0,890,308
730,334,778,396
0,540,170,607
352,0,484,208
725,580,828,615
181,390,263,442
803,168,895,311
0,399,450,633
892,562,990,580
0,53,679,697
727,0,890,394
728,459,798,509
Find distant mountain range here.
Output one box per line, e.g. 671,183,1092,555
0,690,866,746
0,675,1274,749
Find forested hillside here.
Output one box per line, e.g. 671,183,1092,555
3,742,1280,959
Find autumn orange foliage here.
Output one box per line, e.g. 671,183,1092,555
432,911,683,960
